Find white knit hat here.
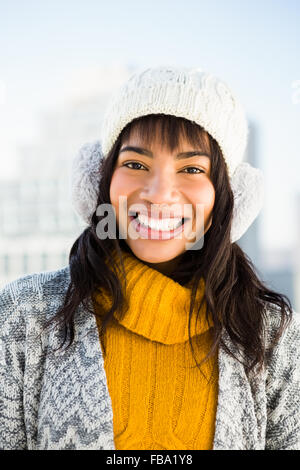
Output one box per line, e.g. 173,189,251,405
71,65,264,243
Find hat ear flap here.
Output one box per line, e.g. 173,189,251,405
71,140,103,225
230,162,264,243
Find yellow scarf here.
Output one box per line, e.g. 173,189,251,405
92,247,218,450
93,247,213,344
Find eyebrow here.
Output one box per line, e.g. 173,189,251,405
119,145,211,160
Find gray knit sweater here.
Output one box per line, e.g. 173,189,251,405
0,265,300,450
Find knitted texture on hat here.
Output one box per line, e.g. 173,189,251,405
100,66,249,177
70,140,264,243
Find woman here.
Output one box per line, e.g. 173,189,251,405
0,66,299,450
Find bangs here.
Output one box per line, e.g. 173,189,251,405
119,114,213,156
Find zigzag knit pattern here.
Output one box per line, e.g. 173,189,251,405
0,267,115,450
0,266,300,450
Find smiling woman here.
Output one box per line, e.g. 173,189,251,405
0,66,299,451
109,116,215,272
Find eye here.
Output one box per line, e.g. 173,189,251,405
122,161,147,170
181,167,205,174
122,162,206,174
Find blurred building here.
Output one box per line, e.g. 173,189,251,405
0,64,135,288
261,248,296,310
237,120,262,271
238,120,296,310
0,177,85,286
293,193,300,312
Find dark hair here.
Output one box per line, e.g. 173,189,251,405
42,114,293,378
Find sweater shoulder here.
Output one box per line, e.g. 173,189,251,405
0,266,71,317
264,301,300,343
263,302,300,369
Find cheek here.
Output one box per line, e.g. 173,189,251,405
191,180,215,213
109,171,139,214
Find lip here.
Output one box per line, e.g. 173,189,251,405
128,214,187,240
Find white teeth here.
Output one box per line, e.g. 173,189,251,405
136,214,182,231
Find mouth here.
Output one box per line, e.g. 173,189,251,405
128,212,190,240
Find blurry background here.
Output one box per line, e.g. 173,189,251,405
0,0,299,310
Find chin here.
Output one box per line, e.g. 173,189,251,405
126,241,186,264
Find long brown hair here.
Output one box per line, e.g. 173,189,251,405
42,114,293,378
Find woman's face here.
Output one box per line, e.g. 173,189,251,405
109,128,215,274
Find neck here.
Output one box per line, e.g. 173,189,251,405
142,254,184,277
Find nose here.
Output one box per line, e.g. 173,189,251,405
139,171,181,205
